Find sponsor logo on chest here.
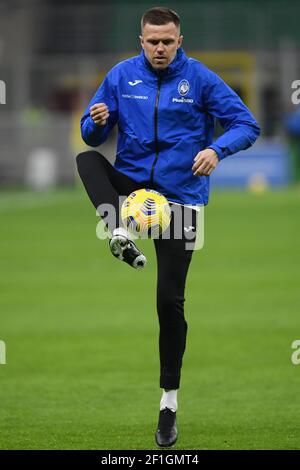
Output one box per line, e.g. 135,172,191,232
173,79,194,104
122,79,148,99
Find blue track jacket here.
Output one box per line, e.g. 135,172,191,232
81,48,260,205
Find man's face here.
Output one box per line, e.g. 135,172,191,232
140,22,183,70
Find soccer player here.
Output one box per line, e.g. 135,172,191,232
76,7,260,447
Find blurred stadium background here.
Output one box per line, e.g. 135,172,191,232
0,0,300,450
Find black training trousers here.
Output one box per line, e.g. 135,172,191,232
76,150,197,389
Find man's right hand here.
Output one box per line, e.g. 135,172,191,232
89,103,110,126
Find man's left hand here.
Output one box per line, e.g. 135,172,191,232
192,149,219,176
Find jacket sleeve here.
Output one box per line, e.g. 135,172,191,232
203,70,260,160
80,72,119,147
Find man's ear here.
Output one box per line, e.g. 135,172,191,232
139,35,144,49
178,35,183,48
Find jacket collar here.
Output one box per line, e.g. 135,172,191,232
139,47,187,77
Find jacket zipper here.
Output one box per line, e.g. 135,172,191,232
150,76,162,186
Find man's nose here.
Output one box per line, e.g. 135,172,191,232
156,42,165,53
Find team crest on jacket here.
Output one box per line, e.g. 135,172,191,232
178,79,190,96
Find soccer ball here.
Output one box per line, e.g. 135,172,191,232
121,188,171,238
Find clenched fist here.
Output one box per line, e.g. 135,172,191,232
192,148,219,176
89,103,110,126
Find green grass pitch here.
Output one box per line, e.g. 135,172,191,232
0,187,300,449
